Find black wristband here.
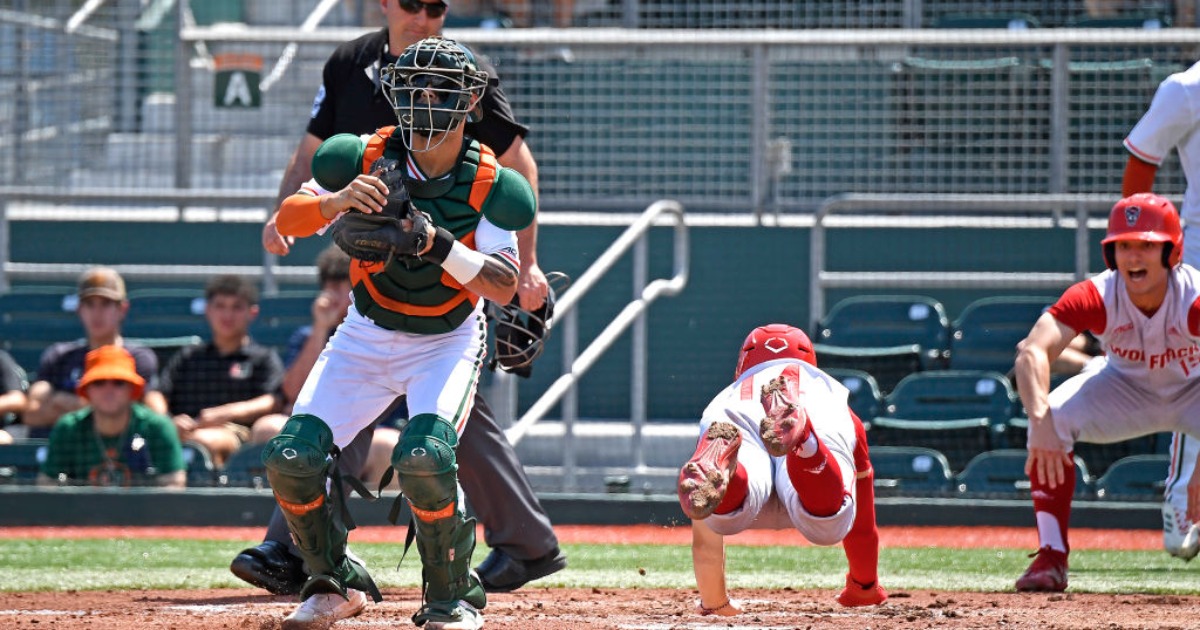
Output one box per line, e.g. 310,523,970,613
423,226,455,264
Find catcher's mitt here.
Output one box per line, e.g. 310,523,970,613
331,158,432,262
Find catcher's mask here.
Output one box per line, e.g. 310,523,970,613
490,272,570,377
1101,192,1183,270
381,36,488,153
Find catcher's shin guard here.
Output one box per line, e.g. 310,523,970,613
263,414,381,602
393,414,486,621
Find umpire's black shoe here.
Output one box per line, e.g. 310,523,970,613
475,547,567,593
230,541,306,595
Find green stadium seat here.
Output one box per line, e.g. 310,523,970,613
125,335,203,366
932,12,1040,29
125,290,208,340
180,441,216,487
1067,14,1171,29
220,442,269,489
950,296,1053,373
955,449,1091,498
251,291,318,352
0,439,49,484
870,445,953,496
870,370,1016,471
0,289,78,323
1094,454,1168,501
814,295,952,393
825,367,884,422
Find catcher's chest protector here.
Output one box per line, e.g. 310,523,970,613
351,134,497,335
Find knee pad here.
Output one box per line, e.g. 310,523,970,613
263,414,335,500
393,414,459,514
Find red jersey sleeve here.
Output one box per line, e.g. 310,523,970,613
1047,280,1106,335
1188,296,1200,337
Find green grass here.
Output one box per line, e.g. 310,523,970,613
2,538,1199,594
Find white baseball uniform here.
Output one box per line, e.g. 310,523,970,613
1046,266,1200,451
1124,67,1200,531
698,359,860,546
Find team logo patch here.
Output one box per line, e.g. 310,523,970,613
1125,206,1142,226
764,337,788,354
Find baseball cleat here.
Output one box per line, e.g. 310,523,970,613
1015,546,1068,592
759,373,808,457
282,587,367,630
677,422,742,520
476,547,568,592
416,599,484,630
836,573,888,607
230,540,306,595
1162,502,1200,561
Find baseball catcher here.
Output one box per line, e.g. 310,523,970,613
266,36,533,630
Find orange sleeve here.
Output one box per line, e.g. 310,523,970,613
1122,154,1158,197
277,194,330,237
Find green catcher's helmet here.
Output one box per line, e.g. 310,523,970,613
380,36,489,152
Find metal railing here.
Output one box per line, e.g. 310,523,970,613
503,200,689,491
809,193,1117,329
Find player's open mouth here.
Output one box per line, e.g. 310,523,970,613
1127,269,1147,281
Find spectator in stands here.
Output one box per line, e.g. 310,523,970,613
0,349,28,444
233,0,565,599
21,267,167,439
160,274,284,467
37,345,184,488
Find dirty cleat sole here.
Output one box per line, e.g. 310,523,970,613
677,422,742,520
759,373,807,457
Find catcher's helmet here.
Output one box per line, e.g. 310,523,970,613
735,323,817,379
1101,193,1183,270
491,272,570,377
381,36,488,152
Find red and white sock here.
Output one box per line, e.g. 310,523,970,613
1030,455,1075,553
786,431,847,517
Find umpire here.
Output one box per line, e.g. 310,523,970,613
232,0,564,595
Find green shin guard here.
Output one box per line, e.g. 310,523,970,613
393,414,484,624
411,515,487,626
263,414,381,602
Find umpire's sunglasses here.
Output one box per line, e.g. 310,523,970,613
399,0,448,19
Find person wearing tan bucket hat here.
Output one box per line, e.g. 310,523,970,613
21,266,168,439
37,345,185,488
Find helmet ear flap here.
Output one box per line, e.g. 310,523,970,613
1103,242,1117,270
1164,242,1176,269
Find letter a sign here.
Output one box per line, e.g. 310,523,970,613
214,53,262,109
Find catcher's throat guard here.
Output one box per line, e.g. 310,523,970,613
490,271,569,378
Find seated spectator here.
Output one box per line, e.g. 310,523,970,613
38,345,185,488
0,349,28,443
161,274,283,467
22,267,168,438
249,246,401,486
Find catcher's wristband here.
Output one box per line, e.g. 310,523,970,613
424,227,486,284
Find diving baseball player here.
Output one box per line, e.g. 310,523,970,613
265,37,532,630
678,324,887,615
1015,193,1200,592
1123,60,1200,560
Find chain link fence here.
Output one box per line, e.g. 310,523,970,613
1,1,1197,213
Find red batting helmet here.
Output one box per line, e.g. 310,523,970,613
735,324,817,379
1101,193,1183,270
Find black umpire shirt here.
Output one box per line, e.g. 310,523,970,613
307,28,529,156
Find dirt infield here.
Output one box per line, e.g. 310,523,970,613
3,587,1196,629
0,525,1190,629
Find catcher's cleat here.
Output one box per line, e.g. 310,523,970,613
836,574,888,607
230,540,306,595
759,373,808,458
1015,546,1068,592
677,422,742,520
1162,502,1200,561
282,587,367,630
476,547,568,593
416,598,484,630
